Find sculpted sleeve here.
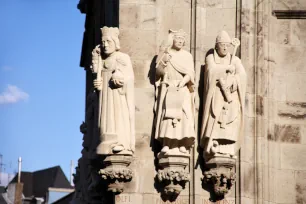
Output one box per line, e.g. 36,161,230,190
116,53,135,152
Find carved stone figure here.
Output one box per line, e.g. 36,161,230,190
200,30,247,159
92,27,135,155
153,29,195,198
199,31,246,197
154,29,196,154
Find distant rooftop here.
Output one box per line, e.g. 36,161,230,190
0,186,5,193
9,166,73,199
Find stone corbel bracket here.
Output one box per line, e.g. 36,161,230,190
156,153,190,197
99,154,133,193
202,156,236,197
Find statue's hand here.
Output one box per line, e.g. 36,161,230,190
177,74,190,88
164,53,172,63
160,53,171,67
226,64,235,74
112,79,124,88
178,80,186,88
93,79,102,91
111,69,124,88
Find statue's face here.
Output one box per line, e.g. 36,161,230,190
216,42,230,57
102,36,116,55
172,36,185,50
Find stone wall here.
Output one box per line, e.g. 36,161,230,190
76,0,306,203
265,1,306,203
239,0,263,203
239,0,306,203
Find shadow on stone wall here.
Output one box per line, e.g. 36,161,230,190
147,54,162,166
147,55,168,199
196,48,214,171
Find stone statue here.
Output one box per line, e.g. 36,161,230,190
200,30,247,158
91,26,135,155
154,29,195,154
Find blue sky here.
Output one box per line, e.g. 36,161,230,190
0,0,85,179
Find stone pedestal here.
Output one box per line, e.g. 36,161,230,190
202,156,236,197
156,153,190,197
99,154,133,193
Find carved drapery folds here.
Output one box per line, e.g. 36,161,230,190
153,29,195,197
75,25,247,201
200,31,247,197
76,26,135,196
91,26,135,193
91,27,135,156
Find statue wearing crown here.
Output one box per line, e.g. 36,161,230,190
154,29,195,155
91,26,135,155
200,31,247,160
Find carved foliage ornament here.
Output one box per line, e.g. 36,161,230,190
202,168,236,196
99,168,133,181
157,169,190,196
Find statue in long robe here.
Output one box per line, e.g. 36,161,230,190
200,31,247,158
154,29,195,154
92,27,135,155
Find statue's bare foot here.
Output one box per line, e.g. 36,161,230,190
112,145,124,153
161,146,170,153
179,146,187,153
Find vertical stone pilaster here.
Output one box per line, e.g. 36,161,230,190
240,0,271,203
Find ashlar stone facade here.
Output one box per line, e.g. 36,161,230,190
73,0,306,203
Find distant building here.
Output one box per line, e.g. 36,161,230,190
51,192,74,204
0,187,8,204
1,166,74,204
0,173,15,187
46,188,74,204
